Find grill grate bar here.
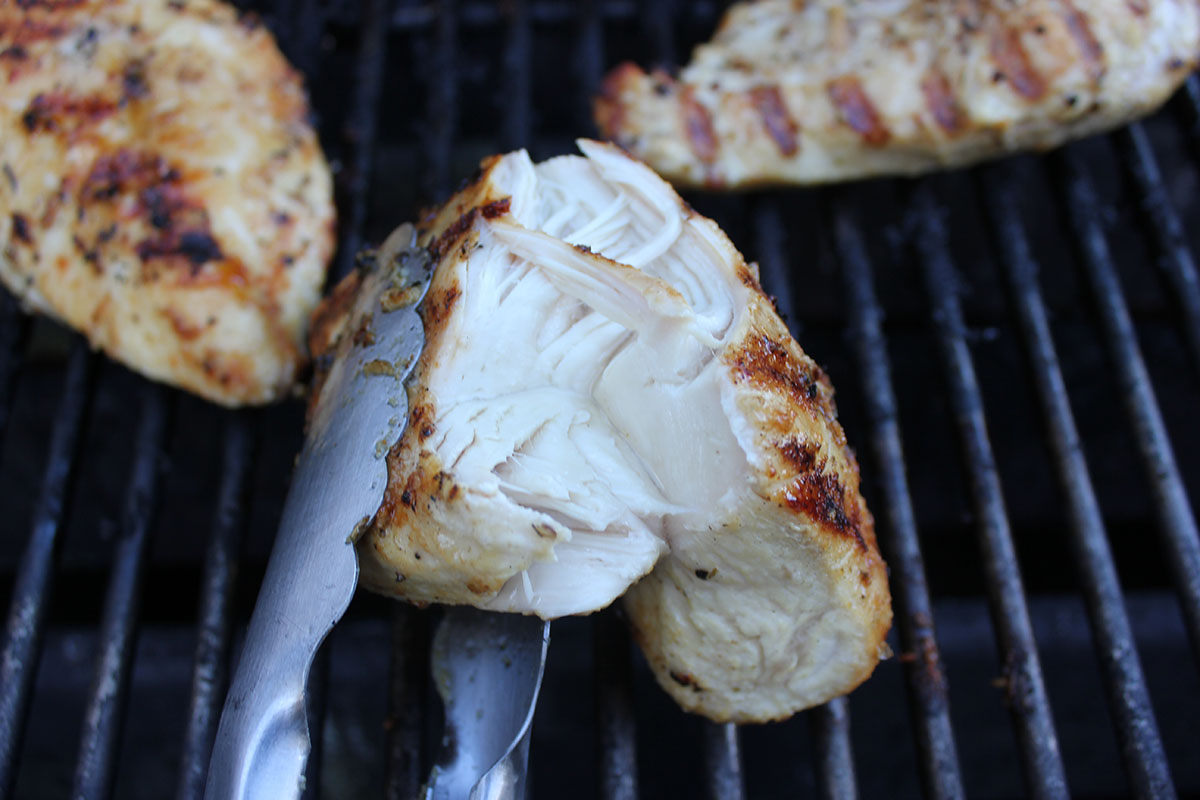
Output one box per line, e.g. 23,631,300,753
1059,149,1200,669
981,166,1177,798
70,384,168,800
384,607,428,800
810,697,858,800
913,184,1069,800
594,610,638,800
0,343,93,798
832,201,965,800
1116,124,1200,376
175,414,255,800
702,722,744,800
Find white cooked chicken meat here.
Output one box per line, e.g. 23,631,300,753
0,0,334,405
312,140,891,722
594,0,1200,188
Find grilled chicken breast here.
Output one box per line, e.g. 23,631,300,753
312,140,891,722
0,0,334,405
595,0,1200,188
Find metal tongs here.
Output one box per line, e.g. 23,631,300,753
205,224,550,800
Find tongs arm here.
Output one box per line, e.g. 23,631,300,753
205,224,430,800
203,453,362,800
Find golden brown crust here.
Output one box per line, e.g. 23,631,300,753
1,0,334,404
727,267,887,594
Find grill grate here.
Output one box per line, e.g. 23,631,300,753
982,165,1173,799
0,343,93,797
913,184,1070,798
1,2,1199,799
1059,149,1200,671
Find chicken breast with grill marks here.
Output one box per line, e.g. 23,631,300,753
0,0,334,405
312,140,891,722
595,0,1200,188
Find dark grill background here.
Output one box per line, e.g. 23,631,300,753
2,1,1200,798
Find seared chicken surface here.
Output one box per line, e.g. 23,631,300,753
595,0,1200,188
0,0,334,405
312,140,891,722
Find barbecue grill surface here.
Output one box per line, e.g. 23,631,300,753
2,2,1200,799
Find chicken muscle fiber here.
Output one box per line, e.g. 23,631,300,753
312,140,891,722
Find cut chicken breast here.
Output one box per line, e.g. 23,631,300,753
594,0,1200,188
0,0,334,405
313,140,890,721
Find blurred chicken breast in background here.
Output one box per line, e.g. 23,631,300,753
0,0,334,405
595,0,1200,188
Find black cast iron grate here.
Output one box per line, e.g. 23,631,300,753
1,1,1199,798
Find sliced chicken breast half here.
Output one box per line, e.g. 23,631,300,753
312,140,891,721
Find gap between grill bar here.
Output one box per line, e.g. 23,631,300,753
501,0,531,153
390,0,640,29
288,0,394,792
702,722,744,800
1182,75,1200,150
574,0,605,129
332,0,392,282
1115,124,1200,377
832,201,965,800
175,414,255,800
911,184,1070,800
1057,149,1200,671
422,0,459,202
271,0,324,80
71,383,169,800
385,606,428,800
750,198,795,327
301,646,331,800
594,610,637,800
0,297,27,438
0,343,94,799
756,195,867,796
383,0,459,793
980,166,1176,799
809,697,857,800
639,1,676,70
